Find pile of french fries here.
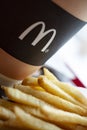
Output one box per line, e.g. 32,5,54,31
0,68,87,130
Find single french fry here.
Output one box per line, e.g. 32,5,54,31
22,76,38,87
14,84,87,116
43,68,87,106
34,86,45,91
43,68,59,83
14,106,63,130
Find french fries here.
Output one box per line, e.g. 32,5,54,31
22,76,45,91
14,84,87,116
15,106,62,130
43,68,87,105
38,75,86,107
0,68,87,130
41,105,87,126
3,87,47,108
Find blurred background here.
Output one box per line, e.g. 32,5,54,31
45,24,87,88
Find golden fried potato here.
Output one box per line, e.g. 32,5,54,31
14,84,87,116
2,87,47,108
0,105,15,120
41,104,87,127
38,75,83,106
22,76,38,87
14,106,63,130
43,68,87,106
0,68,87,130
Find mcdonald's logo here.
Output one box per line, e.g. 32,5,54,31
19,21,56,52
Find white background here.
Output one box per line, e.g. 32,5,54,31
46,24,87,87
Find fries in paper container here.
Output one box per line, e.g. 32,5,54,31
0,68,87,130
